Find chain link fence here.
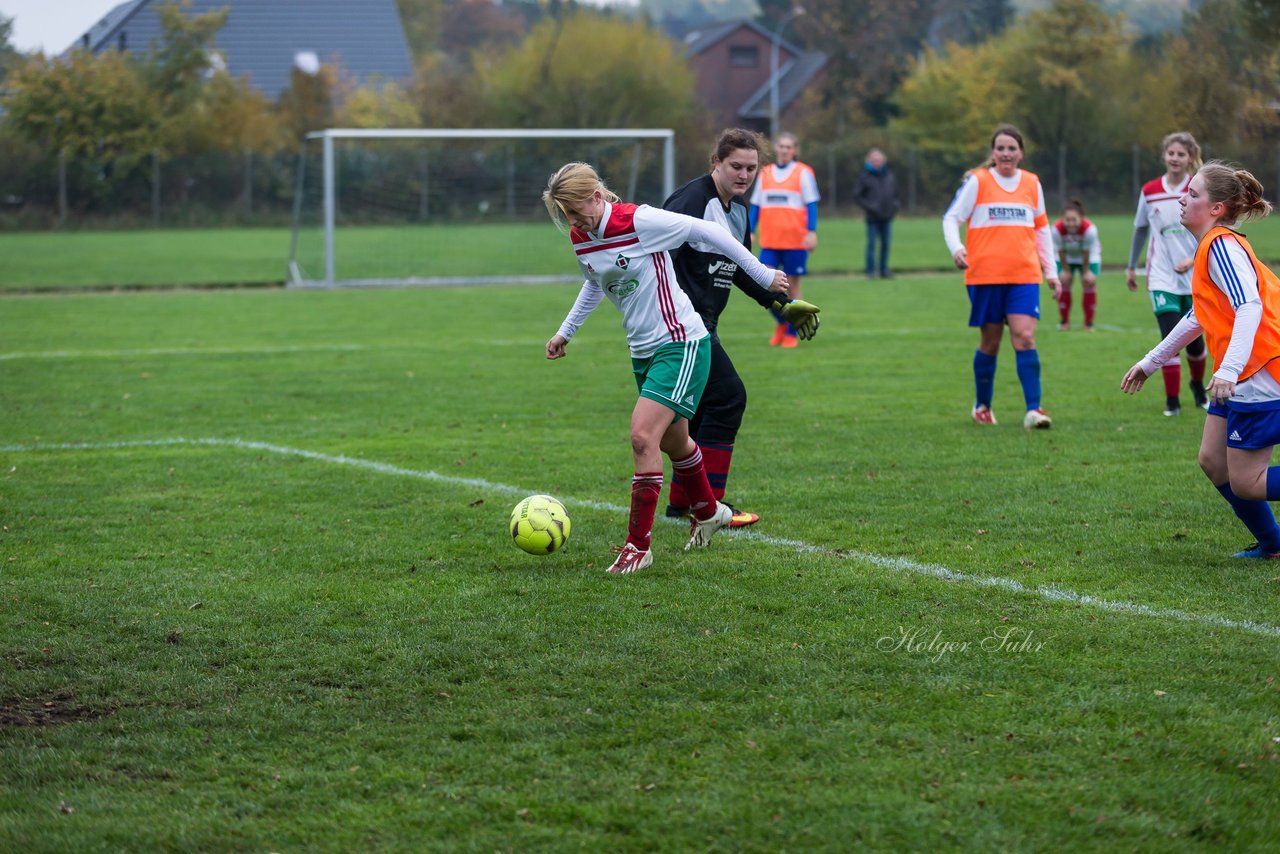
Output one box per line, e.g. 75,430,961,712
3,136,1278,229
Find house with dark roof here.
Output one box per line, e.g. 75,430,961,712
69,0,413,101
683,20,827,136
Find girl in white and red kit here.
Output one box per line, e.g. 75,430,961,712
542,162,789,575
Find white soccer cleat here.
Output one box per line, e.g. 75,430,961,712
1023,408,1052,430
685,502,734,550
607,543,653,574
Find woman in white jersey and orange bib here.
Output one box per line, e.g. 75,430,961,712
1122,162,1280,559
1125,132,1209,417
943,124,1061,430
542,162,788,574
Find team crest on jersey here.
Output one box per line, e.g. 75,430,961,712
616,255,630,269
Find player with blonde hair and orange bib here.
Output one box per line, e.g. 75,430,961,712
1122,162,1280,559
943,124,1062,429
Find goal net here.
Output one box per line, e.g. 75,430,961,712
287,128,676,288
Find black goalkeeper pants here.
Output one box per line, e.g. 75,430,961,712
689,335,747,446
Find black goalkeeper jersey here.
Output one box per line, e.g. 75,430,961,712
664,173,781,335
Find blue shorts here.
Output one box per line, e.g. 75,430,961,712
1217,403,1280,450
967,284,1040,327
760,248,808,277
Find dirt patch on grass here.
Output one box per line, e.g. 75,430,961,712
0,691,115,728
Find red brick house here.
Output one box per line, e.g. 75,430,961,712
682,20,827,136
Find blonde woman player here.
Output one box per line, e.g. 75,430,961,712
542,162,788,574
1126,131,1208,416
1122,162,1280,558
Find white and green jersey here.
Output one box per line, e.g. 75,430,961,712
1131,175,1196,295
555,201,773,358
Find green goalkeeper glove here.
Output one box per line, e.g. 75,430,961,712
773,299,821,340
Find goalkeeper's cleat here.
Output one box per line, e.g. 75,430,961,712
685,502,733,550
1191,381,1209,410
1023,408,1052,430
769,323,788,346
723,502,759,528
972,405,997,426
781,334,799,348
1232,542,1280,559
607,543,653,574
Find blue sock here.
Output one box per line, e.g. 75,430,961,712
770,307,785,324
1015,349,1041,411
1268,467,1280,502
1216,482,1280,551
973,350,996,408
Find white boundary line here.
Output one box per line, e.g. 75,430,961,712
4,436,1279,639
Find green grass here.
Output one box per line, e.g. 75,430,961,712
6,215,1280,290
2,274,1279,850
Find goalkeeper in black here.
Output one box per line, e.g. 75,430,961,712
663,128,821,527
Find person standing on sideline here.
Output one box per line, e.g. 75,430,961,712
751,132,820,347
542,162,788,574
943,124,1062,429
1122,162,1280,559
663,128,821,528
1052,199,1102,331
1125,131,1208,417
851,147,899,279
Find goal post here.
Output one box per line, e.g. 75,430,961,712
287,128,677,288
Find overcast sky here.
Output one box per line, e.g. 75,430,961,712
1,0,120,54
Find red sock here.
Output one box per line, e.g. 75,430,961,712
628,472,662,551
1189,352,1207,384
671,448,717,521
700,443,733,502
1082,290,1096,326
667,472,689,512
1058,290,1072,324
1162,361,1181,398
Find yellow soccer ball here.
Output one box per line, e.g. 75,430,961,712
510,494,571,555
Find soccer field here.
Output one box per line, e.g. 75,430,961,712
3,274,1279,849
3,214,1279,290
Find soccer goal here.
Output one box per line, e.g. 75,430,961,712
287,128,676,288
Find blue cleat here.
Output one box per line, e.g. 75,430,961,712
1232,542,1280,558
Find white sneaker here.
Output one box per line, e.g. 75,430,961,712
1023,408,1052,430
607,543,653,574
685,502,734,550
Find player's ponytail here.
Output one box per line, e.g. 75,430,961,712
1198,161,1273,225
542,162,621,232
1063,198,1085,217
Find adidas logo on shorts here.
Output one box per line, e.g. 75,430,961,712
1230,430,1243,441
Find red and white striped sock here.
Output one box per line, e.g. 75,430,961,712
671,448,717,521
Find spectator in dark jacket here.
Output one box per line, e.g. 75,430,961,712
852,148,900,278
